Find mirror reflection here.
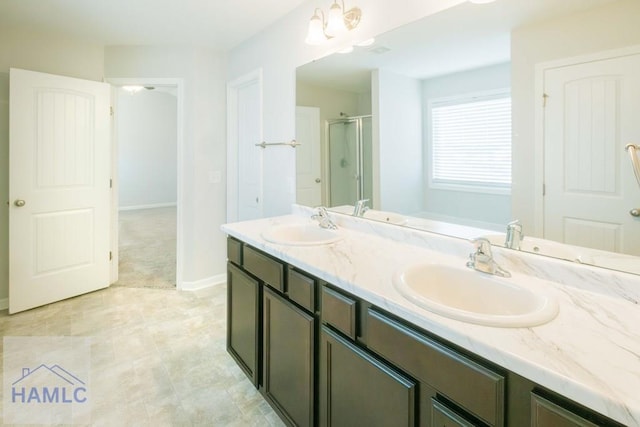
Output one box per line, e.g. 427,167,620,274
295,0,640,275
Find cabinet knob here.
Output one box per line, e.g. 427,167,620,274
14,199,26,207
630,208,640,217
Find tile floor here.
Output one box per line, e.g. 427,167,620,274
0,285,285,426
114,207,177,290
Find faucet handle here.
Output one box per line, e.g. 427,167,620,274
312,206,338,229
507,219,523,234
353,199,370,216
470,237,493,255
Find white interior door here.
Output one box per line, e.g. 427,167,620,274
9,68,111,313
543,53,640,255
227,70,263,222
295,106,322,206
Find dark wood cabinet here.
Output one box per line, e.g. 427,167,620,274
319,326,416,427
263,287,315,427
226,262,260,385
226,238,625,427
365,308,504,427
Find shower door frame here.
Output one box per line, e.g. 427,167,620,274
325,115,371,207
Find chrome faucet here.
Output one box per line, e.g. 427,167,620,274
505,220,523,250
466,237,511,278
353,199,370,217
311,207,338,230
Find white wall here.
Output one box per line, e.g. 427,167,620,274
373,69,423,214
105,46,228,286
421,62,511,228
512,0,640,236
0,27,105,301
228,0,466,216
117,89,178,209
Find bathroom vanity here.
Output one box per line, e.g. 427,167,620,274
222,207,639,427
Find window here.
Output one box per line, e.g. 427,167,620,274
429,90,511,193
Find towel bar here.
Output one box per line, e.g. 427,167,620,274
255,140,301,149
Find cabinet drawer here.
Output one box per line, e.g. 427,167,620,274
321,286,357,340
243,246,284,292
288,268,316,312
366,309,505,427
227,237,242,266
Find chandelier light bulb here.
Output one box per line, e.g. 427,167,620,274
326,1,346,37
305,11,326,45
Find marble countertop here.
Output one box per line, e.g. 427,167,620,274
221,209,640,426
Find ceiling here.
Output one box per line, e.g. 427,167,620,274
296,0,618,93
0,0,309,50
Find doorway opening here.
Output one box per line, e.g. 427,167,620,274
108,78,184,289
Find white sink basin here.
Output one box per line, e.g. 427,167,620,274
393,263,558,327
363,210,408,225
262,224,343,246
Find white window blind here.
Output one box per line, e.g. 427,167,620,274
430,92,511,192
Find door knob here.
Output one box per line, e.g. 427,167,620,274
14,199,26,207
631,208,640,217
315,178,321,183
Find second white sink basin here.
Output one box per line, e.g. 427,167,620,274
393,263,558,327
363,210,408,225
484,234,585,263
262,224,343,246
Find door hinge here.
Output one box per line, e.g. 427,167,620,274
109,251,113,261
110,178,113,188
542,183,546,196
542,93,549,108
110,106,114,116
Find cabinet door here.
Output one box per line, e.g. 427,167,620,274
319,326,416,427
531,394,599,427
263,288,315,427
227,263,260,386
431,398,477,427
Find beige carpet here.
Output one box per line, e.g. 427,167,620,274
113,206,177,289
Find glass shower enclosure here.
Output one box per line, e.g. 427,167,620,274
326,115,373,207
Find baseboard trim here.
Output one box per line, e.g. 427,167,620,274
0,297,8,310
119,202,177,211
180,274,226,291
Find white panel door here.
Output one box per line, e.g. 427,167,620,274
543,54,640,255
295,106,322,206
9,68,111,313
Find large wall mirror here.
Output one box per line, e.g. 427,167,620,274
295,0,640,275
